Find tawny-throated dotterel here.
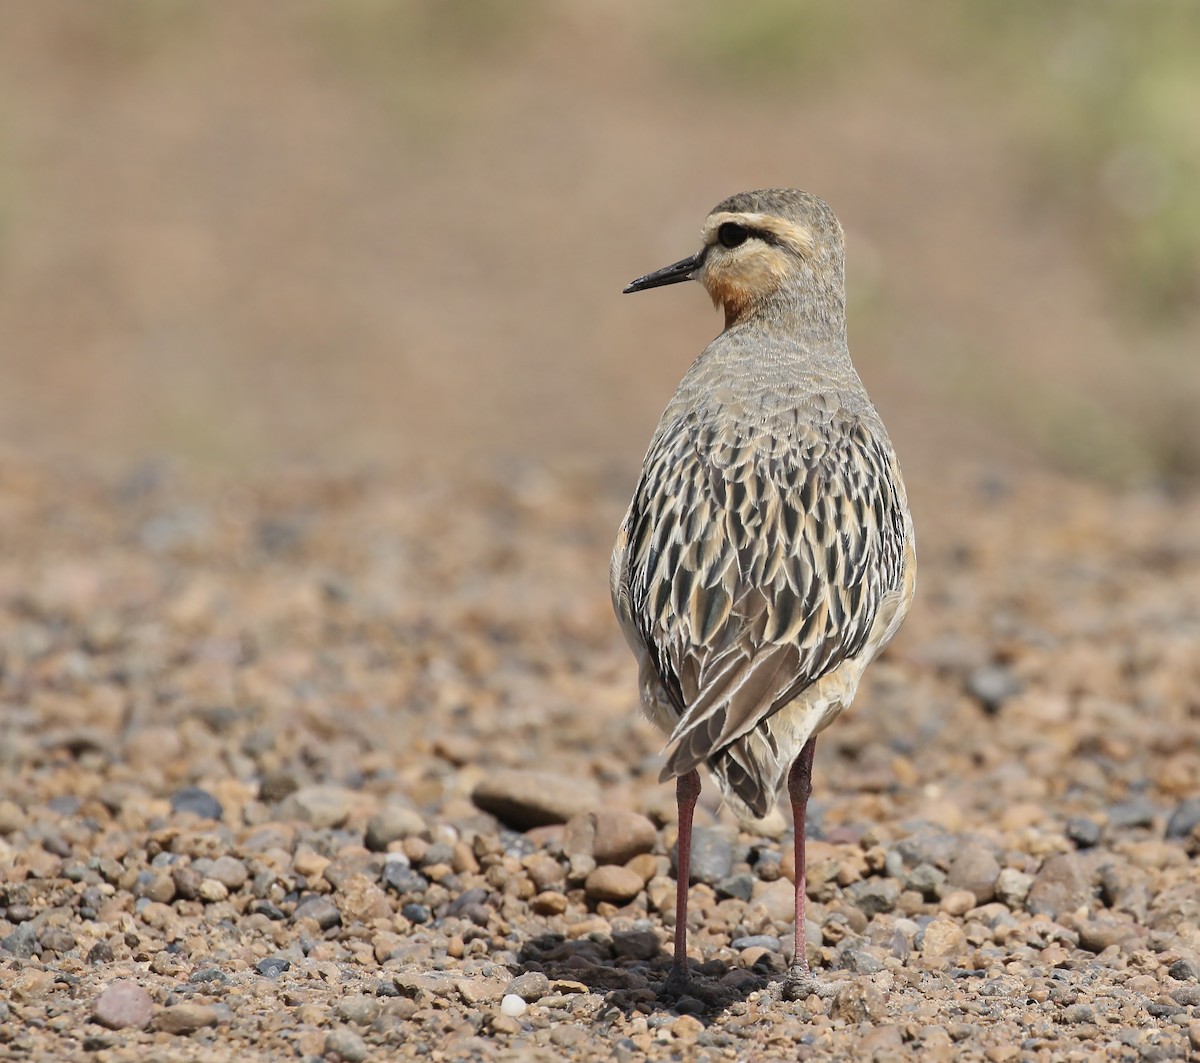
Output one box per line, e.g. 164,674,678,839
610,188,916,988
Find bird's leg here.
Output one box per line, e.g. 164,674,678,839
788,738,817,977
671,769,702,979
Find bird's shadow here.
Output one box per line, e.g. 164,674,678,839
515,931,788,1021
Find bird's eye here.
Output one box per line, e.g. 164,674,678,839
718,222,749,249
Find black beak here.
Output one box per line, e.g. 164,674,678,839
623,251,704,294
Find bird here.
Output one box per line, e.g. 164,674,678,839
610,188,916,989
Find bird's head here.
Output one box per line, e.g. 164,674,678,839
623,188,845,328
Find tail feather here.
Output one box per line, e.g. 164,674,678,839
707,730,787,819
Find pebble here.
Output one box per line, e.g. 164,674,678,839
1062,1003,1096,1024
0,799,27,834
830,980,887,1023
841,945,887,974
365,805,427,851
133,870,176,904
946,843,1000,903
335,995,379,1025
500,993,527,1018
284,786,356,829
1,924,37,959
678,826,734,885
471,771,600,829
1170,958,1200,981
337,874,392,923
920,917,968,962
505,971,550,1002
731,934,781,951
256,957,290,978
293,895,342,929
749,878,796,925
846,877,901,916
39,928,75,953
1106,796,1158,831
940,889,976,917
156,1003,220,1034
91,980,155,1030
199,878,229,902
896,829,959,870
590,810,657,865
492,1014,521,1035
324,1027,369,1063
715,872,755,901
1026,853,1093,918
12,969,56,1000
1166,797,1200,840
905,862,946,899
171,864,203,900
671,1014,704,1042
966,664,1021,713
207,855,249,889
612,928,659,960
995,867,1033,909
88,941,115,965
1077,916,1134,954
585,864,643,903
170,787,223,821
1065,816,1102,848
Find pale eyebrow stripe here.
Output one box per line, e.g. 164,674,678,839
700,211,814,256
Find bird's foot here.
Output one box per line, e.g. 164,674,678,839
777,966,850,1002
659,964,693,1000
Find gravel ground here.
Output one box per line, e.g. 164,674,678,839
2,457,1200,1061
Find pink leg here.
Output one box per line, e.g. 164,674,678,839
789,738,817,974
672,769,702,974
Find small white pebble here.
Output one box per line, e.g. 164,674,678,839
500,994,527,1018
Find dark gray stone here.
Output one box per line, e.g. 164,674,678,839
1106,797,1157,831
732,934,781,951
0,923,36,958
840,945,886,974
895,828,958,870
612,929,659,961
188,967,228,985
256,957,290,978
88,940,115,965
381,860,427,897
445,887,490,918
169,787,223,821
677,827,734,886
1169,957,1200,981
1166,797,1200,840
715,873,755,901
39,928,76,953
905,863,946,899
847,877,901,917
292,895,341,930
1065,817,1101,848
966,664,1020,713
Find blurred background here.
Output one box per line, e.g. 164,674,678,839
1,1,1198,486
